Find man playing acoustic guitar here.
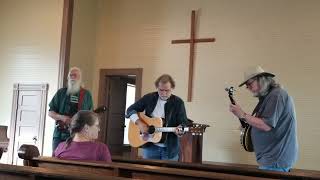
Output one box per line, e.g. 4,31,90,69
126,74,187,161
49,67,93,153
229,66,298,172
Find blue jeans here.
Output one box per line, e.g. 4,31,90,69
142,144,179,161
259,165,291,172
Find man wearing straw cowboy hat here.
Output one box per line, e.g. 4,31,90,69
229,66,298,172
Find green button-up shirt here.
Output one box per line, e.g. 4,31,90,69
49,87,93,140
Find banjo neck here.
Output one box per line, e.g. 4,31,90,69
226,87,247,128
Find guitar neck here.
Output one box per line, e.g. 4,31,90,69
229,95,236,105
155,127,189,133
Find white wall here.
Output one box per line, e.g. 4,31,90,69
0,0,63,160
70,0,320,170
69,0,98,92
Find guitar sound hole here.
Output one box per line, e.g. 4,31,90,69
148,126,155,134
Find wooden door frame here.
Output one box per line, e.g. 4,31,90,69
58,0,74,89
98,68,143,159
7,83,49,164
57,1,142,159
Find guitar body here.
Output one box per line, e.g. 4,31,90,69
128,113,163,147
128,113,208,148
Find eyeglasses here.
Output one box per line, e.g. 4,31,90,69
245,79,256,89
158,88,171,93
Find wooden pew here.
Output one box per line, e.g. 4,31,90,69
111,155,320,180
24,156,320,180
19,145,273,180
0,126,9,159
19,157,273,180
18,145,320,180
0,163,127,180
25,157,274,180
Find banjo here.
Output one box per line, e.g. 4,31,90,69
226,87,254,152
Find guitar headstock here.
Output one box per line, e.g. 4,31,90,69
225,86,236,105
225,87,234,97
187,124,210,136
94,105,107,114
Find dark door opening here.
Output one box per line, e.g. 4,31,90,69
98,69,142,158
105,76,135,156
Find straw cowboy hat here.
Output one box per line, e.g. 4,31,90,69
239,66,275,87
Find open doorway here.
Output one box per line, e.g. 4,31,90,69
124,82,136,145
98,69,142,158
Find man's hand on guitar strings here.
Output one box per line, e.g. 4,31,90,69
229,103,246,119
135,120,149,141
135,119,148,134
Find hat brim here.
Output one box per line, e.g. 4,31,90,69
239,72,275,87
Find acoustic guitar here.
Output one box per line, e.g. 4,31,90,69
225,87,254,152
128,113,208,147
56,105,107,131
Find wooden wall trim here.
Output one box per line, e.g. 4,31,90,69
58,0,74,89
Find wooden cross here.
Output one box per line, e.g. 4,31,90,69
172,10,215,102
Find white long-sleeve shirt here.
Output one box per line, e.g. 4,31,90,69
129,97,166,123
129,97,167,147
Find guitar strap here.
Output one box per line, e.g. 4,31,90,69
57,89,85,132
251,87,273,116
246,92,270,152
78,88,85,111
252,98,264,116
160,104,173,143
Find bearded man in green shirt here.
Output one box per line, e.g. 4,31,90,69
49,67,93,153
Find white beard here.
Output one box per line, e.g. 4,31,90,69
255,81,270,98
158,92,170,101
67,80,81,95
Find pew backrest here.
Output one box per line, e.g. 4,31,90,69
111,156,320,180
27,157,276,180
18,144,320,180
0,163,128,180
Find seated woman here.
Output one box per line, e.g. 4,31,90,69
54,110,112,162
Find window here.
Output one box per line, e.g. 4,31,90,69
123,83,135,144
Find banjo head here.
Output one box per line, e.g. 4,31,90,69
240,126,254,152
